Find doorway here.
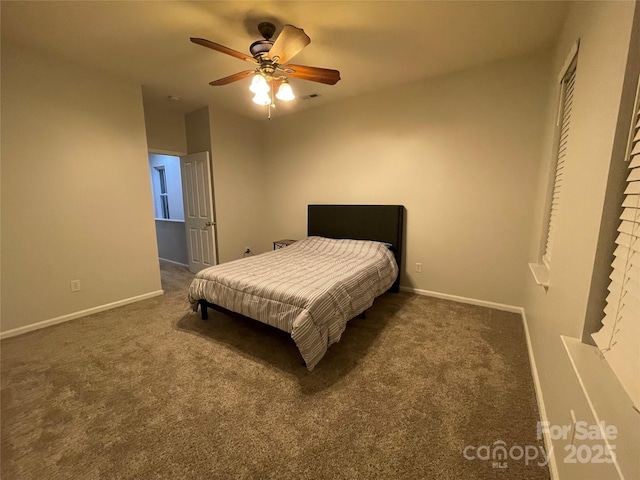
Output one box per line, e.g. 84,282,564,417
148,151,218,273
148,152,189,266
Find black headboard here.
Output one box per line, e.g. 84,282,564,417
307,204,405,292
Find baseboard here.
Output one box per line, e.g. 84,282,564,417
399,286,522,313
159,257,188,267
0,290,164,340
520,309,559,480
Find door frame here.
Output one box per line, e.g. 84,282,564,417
147,149,218,271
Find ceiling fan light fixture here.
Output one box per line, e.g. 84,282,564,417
249,73,269,94
252,90,271,106
191,22,340,117
275,79,295,101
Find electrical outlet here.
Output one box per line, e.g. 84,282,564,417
70,279,81,292
415,263,422,273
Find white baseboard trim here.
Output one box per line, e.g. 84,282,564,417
520,309,559,480
0,290,164,340
158,257,188,268
399,286,522,313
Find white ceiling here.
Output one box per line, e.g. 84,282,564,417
1,1,570,120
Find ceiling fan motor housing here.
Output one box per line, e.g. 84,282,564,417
249,40,273,57
250,22,277,57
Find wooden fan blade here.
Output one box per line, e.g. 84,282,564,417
268,25,310,64
209,70,255,86
190,37,257,64
283,64,341,85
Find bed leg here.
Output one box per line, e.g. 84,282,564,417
199,300,208,320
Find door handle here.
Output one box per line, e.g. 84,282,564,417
205,221,215,226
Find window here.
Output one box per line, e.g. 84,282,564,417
592,74,640,410
529,44,579,287
543,51,578,268
156,167,170,219
148,154,185,221
153,166,170,219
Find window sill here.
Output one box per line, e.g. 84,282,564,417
528,262,549,287
562,336,640,479
154,218,185,223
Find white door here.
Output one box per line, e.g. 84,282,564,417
180,152,217,272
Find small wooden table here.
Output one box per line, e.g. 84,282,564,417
273,239,296,250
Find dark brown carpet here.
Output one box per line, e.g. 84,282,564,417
1,261,549,479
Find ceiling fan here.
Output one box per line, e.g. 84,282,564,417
190,22,341,109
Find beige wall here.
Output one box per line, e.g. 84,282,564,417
183,105,269,264
143,101,187,154
145,102,269,266
185,106,212,155
1,44,162,333
523,1,638,478
209,107,269,262
262,52,551,307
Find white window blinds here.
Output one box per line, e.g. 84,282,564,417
543,58,577,266
592,76,640,410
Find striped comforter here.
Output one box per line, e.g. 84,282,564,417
188,236,398,370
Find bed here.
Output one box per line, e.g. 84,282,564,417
188,204,405,370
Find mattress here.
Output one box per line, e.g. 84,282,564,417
187,236,399,370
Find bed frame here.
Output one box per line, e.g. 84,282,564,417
198,204,405,319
